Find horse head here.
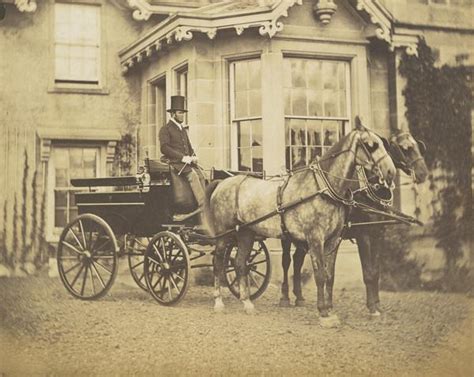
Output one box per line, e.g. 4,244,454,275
354,116,396,188
390,130,429,183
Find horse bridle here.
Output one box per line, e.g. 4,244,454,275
353,130,393,187
391,132,425,174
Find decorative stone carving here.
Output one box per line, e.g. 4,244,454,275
235,25,247,36
206,28,217,40
313,0,337,25
356,0,391,44
15,0,37,12
259,19,284,38
174,27,193,42
128,0,152,21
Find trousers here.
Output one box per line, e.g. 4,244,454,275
183,167,205,207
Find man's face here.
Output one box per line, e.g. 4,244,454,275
173,111,185,124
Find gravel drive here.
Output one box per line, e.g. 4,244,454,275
0,271,472,377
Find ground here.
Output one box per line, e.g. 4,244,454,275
0,268,472,377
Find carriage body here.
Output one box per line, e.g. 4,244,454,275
56,161,271,305
74,183,171,237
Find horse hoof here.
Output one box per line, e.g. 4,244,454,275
369,310,381,317
279,299,291,307
295,299,305,307
319,314,341,328
243,300,256,315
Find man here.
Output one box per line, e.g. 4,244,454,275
159,95,206,222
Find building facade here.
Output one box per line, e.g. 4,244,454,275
0,0,472,257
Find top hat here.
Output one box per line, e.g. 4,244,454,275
167,95,188,113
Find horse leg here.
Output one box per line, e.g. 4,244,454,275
213,238,228,313
307,235,329,319
236,229,256,314
325,237,342,313
279,238,292,307
293,242,307,307
356,234,381,316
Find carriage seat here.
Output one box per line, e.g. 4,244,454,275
147,157,198,216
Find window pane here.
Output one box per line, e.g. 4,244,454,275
238,121,251,148
291,60,306,88
252,146,263,172
248,60,261,90
248,89,261,117
55,191,67,207
307,90,322,117
238,147,251,171
234,62,247,91
292,88,307,116
235,90,248,118
54,3,100,83
252,120,262,147
55,209,67,228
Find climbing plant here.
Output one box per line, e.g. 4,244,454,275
399,38,472,291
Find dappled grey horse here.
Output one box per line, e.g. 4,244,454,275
206,122,396,325
279,129,429,315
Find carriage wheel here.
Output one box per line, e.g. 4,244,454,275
127,236,150,292
57,214,118,300
144,231,190,306
224,240,272,301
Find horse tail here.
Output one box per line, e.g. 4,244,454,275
202,180,222,237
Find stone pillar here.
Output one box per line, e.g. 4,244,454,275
261,50,285,175
188,51,219,171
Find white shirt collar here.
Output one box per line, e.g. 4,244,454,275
170,117,186,130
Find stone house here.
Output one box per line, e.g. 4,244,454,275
0,0,472,271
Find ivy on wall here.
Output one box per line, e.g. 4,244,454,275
399,38,472,291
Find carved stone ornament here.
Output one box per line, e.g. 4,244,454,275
174,27,194,42
259,19,284,38
15,0,37,12
128,0,152,21
313,0,337,25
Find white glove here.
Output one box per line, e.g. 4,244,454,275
191,156,199,164
181,156,193,164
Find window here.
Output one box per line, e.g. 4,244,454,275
175,65,188,123
230,59,263,172
54,3,101,85
141,77,166,160
51,146,100,229
283,58,350,169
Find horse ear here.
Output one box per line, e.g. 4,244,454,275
416,139,427,155
380,136,390,150
354,116,364,130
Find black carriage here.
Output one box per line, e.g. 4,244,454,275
56,159,271,305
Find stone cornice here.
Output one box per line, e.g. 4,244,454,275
354,0,419,56
119,0,303,73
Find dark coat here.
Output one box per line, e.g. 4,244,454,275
159,120,195,173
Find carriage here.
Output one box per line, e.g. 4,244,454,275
56,159,272,305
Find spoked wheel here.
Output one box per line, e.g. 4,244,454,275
144,231,190,306
224,240,271,300
127,236,150,291
57,214,118,300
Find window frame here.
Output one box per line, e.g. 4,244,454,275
47,142,103,238
49,0,108,95
282,56,352,170
174,62,189,124
229,57,263,172
141,73,166,160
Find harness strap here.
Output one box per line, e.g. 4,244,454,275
276,175,292,240
310,162,355,206
235,175,249,226
356,166,393,207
